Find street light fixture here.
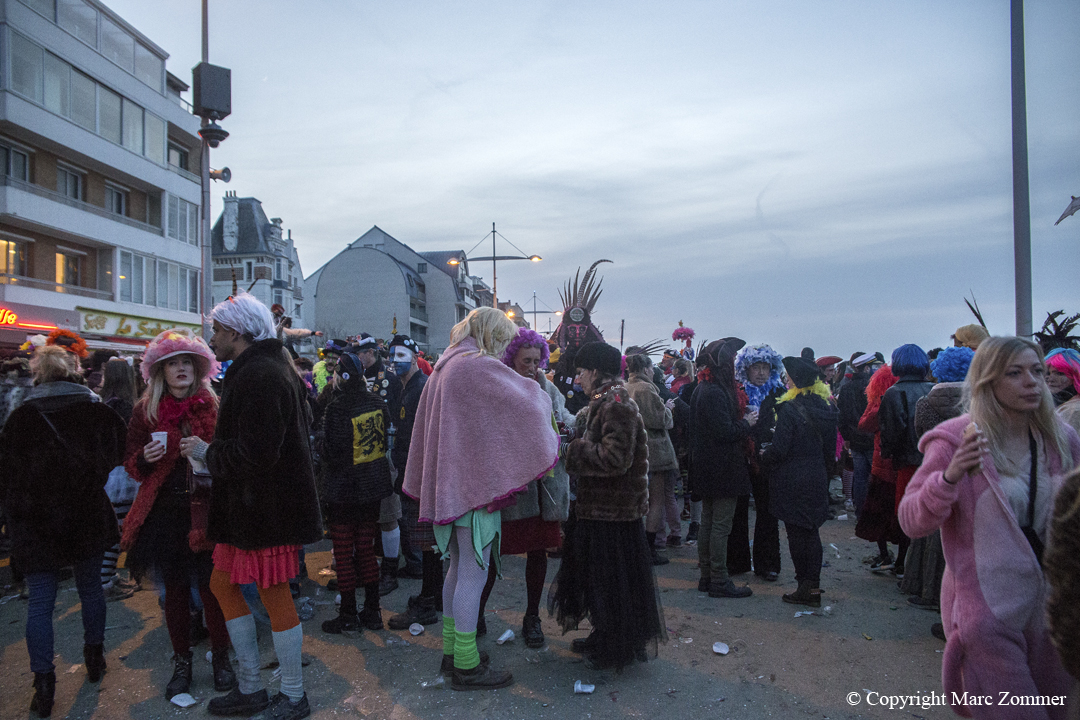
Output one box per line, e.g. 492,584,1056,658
445,223,541,308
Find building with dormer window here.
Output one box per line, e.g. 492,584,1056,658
210,192,304,328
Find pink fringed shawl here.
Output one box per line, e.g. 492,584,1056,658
402,337,559,524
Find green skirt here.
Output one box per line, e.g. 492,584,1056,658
434,507,502,575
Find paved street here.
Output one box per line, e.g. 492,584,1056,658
0,515,952,720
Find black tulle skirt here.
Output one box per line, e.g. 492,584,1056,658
548,515,665,670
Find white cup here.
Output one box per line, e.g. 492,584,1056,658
151,431,168,451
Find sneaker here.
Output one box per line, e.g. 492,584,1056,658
890,563,905,579
102,581,135,602
208,687,271,716
357,606,384,630
387,595,438,630
651,548,670,566
666,535,682,548
697,577,710,592
844,500,856,513
113,575,139,591
249,692,310,720
451,663,513,691
708,580,752,598
522,614,544,649
321,612,360,634
869,553,894,572
685,522,700,544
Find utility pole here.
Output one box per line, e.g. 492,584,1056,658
199,0,211,338
491,222,497,308
1011,0,1032,337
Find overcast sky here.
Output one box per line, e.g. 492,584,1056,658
108,0,1080,358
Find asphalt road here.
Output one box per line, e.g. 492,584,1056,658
0,514,957,720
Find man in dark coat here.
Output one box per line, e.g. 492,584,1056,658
688,338,755,599
385,335,444,631
187,292,321,720
837,353,876,514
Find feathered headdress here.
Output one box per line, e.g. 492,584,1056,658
672,320,696,359
552,259,612,351
1034,311,1080,353
734,343,786,410
46,328,89,359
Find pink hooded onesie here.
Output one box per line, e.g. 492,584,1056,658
899,414,1080,719
402,336,559,525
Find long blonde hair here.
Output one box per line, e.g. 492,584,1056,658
449,307,517,359
143,354,216,425
963,336,1072,472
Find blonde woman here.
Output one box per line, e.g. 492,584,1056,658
899,337,1080,720
403,307,559,690
120,329,234,700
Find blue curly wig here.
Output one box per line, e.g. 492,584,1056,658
734,343,786,409
930,346,974,383
891,343,930,377
501,327,550,369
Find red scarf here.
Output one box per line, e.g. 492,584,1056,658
120,389,217,552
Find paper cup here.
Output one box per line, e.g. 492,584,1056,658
151,432,168,451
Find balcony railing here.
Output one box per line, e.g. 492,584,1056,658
410,305,428,323
168,163,200,184
0,176,164,236
1,273,113,300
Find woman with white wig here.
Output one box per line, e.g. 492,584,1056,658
403,308,559,691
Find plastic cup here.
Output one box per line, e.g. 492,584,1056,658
151,432,168,451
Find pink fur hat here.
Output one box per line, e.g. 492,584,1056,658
141,328,219,383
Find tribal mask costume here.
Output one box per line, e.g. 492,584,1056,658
551,259,611,413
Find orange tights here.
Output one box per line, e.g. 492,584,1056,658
209,569,299,633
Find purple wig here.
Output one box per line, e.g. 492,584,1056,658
501,327,550,369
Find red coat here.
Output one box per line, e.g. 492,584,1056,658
120,388,217,552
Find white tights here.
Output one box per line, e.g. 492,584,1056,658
442,525,491,634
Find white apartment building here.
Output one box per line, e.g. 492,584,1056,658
0,0,204,352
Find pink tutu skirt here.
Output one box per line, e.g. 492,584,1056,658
212,543,301,588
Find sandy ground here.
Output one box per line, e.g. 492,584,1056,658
0,512,959,720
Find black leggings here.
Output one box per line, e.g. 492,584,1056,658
785,522,822,588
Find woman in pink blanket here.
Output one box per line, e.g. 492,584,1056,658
403,308,558,691
899,337,1080,719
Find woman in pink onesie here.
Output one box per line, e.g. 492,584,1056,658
899,337,1080,719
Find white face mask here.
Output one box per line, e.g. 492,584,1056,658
391,346,415,375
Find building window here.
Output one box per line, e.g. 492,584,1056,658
98,86,122,144
11,33,44,103
119,250,197,310
245,261,253,281
275,259,283,280
70,69,96,130
167,196,199,244
58,0,98,49
56,165,83,200
1,239,29,276
134,44,163,93
100,16,134,73
105,184,126,216
122,98,143,154
168,144,189,171
145,113,165,164
55,251,80,285
0,145,30,181
274,290,283,308
417,262,427,274
20,0,56,21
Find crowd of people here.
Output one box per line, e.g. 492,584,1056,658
2,278,1080,719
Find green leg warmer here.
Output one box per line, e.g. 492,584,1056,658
453,630,480,670
442,616,456,656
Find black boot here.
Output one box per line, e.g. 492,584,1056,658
781,581,821,607
378,560,399,597
324,592,360,634
211,648,237,692
165,652,193,700
388,595,438,629
30,671,55,718
83,643,106,682
359,582,384,630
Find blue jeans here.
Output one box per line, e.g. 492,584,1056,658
851,449,873,516
25,555,106,673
